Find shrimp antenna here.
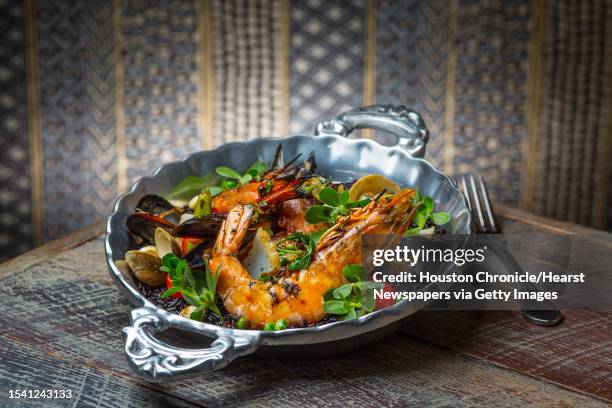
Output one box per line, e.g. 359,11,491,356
271,144,284,169
281,153,302,171
373,189,387,201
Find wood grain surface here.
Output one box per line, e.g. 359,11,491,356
0,208,610,407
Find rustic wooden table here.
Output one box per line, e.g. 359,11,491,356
0,204,610,407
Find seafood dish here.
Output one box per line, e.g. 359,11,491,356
107,105,472,381
119,144,451,331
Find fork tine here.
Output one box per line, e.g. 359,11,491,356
468,174,487,232
458,175,472,211
477,175,498,232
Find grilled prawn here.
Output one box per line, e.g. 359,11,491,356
210,189,417,328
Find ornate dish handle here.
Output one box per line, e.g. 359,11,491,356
314,104,430,158
123,307,260,383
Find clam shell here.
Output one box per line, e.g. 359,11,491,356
125,250,165,288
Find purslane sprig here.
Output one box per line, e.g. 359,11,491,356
305,187,370,224
323,264,382,320
215,161,267,190
161,254,223,321
404,189,451,236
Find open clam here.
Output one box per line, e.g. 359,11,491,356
125,249,165,288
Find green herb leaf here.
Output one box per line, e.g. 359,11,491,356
184,267,196,290
215,166,242,180
239,174,253,185
318,187,341,206
166,174,218,201
333,283,353,299
345,308,357,321
339,190,350,204
414,212,427,229
162,254,223,321
423,196,434,213
430,212,451,225
345,198,371,209
305,205,333,224
342,264,364,283
358,281,383,290
403,226,423,236
206,186,225,197
190,306,205,321
246,161,267,178
161,287,182,298
323,300,353,315
219,179,238,190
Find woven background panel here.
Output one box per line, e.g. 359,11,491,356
35,0,117,240
375,0,451,171
121,0,200,183
451,0,530,205
533,0,610,227
0,0,609,261
0,1,32,256
211,0,288,144
289,0,365,133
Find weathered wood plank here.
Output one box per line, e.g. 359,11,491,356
0,339,196,407
0,220,104,280
0,238,609,407
400,310,612,402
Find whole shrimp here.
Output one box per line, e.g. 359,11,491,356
210,189,417,328
212,178,300,214
212,152,314,213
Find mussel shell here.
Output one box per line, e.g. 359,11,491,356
184,240,211,270
136,194,176,214
126,212,176,245
184,230,256,271
172,213,226,239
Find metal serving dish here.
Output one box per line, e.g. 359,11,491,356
105,105,471,382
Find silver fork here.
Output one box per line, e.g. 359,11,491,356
453,174,563,326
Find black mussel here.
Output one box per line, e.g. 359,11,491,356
136,194,176,213
184,240,211,270
136,194,184,224
126,212,176,245
183,230,255,270
172,213,227,239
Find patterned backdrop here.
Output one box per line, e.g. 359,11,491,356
0,0,610,261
